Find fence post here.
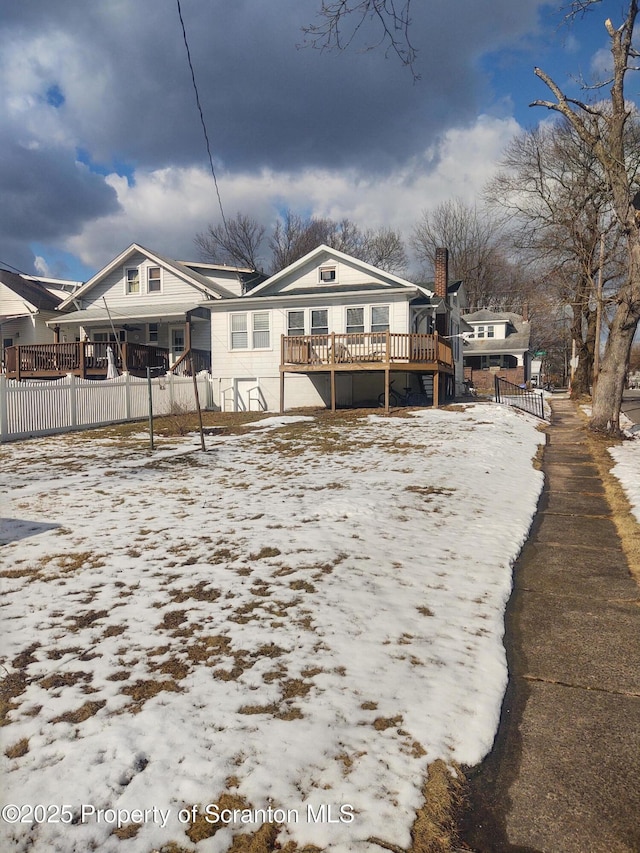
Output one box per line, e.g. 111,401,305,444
169,371,175,410
68,374,77,428
124,373,131,420
0,375,8,442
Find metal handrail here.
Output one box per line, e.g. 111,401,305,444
494,376,546,420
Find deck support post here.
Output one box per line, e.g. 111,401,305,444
279,371,285,414
384,366,390,412
330,369,336,412
433,371,440,409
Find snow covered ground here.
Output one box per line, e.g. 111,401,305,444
0,404,545,853
609,439,640,524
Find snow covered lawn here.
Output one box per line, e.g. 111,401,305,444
0,404,545,853
609,438,640,524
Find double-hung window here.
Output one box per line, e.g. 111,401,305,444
148,266,161,292
287,311,305,336
230,312,270,349
231,314,248,349
371,306,389,333
346,307,365,334
252,312,270,348
126,268,140,294
311,309,328,336
487,325,495,338
319,266,336,283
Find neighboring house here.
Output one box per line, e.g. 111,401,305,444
0,269,81,369
462,308,532,392
207,244,466,412
5,243,265,380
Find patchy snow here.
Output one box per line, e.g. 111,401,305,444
609,436,640,524
0,404,545,852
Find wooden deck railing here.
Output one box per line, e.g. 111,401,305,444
169,348,212,376
4,342,172,380
282,332,453,368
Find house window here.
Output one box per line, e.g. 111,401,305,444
231,314,248,349
346,307,365,334
148,266,161,292
288,311,305,336
319,266,337,283
148,323,159,343
311,309,328,336
126,268,140,294
371,306,389,333
487,325,495,338
476,325,485,339
94,330,125,343
252,312,270,348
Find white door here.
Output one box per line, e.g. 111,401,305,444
170,326,185,365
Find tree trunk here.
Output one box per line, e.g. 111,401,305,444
570,298,596,398
591,235,640,432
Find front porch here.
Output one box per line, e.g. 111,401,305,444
279,332,454,412
4,341,211,380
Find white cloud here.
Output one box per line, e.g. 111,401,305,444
64,114,522,272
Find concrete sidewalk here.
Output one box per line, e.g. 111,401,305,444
460,398,640,852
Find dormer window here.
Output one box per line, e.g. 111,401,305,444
319,266,337,283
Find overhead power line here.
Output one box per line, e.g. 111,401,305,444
175,0,229,239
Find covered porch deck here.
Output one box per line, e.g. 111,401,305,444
4,341,211,380
279,332,454,412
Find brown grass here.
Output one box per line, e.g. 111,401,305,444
408,759,466,853
584,429,640,586
51,699,106,724
4,737,29,758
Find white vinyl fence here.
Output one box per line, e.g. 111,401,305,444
0,373,214,442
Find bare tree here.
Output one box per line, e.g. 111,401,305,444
194,213,266,271
532,0,640,433
360,226,407,272
269,210,407,272
411,199,516,309
486,119,632,396
302,0,418,78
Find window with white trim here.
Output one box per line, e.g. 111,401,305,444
252,312,270,348
287,310,305,336
371,305,389,333
487,324,495,338
346,307,365,333
148,322,159,343
125,268,140,294
231,314,248,349
148,266,161,292
475,325,485,339
311,309,328,335
230,312,271,349
319,266,337,283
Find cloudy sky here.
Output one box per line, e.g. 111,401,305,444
0,0,628,281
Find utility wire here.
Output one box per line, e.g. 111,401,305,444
176,0,229,240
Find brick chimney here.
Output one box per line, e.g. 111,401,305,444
435,248,448,300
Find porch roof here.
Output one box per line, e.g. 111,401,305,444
48,303,210,326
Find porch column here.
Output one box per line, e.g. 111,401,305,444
185,313,192,352
279,370,285,414
53,326,60,344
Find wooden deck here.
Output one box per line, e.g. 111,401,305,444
4,342,211,380
279,332,454,411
